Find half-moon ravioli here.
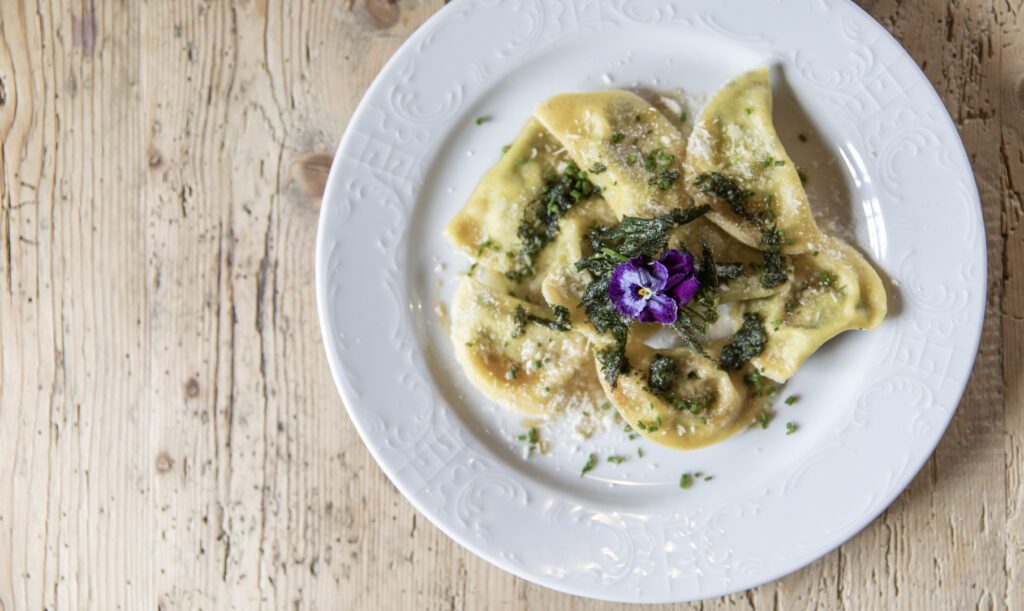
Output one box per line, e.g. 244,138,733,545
596,340,755,450
738,234,887,382
685,67,821,253
446,117,571,276
534,90,691,218
450,277,606,416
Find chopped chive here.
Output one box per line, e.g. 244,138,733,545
756,411,771,429
607,456,626,464
774,160,785,167
581,453,598,477
680,111,688,123
744,107,753,115
505,365,519,381
785,395,799,406
611,132,626,144
786,421,798,435
475,116,489,125
501,144,511,154
704,475,714,481
637,448,644,458
679,473,693,489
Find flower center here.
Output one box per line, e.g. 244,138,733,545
637,286,653,299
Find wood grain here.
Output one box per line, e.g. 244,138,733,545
0,0,1019,609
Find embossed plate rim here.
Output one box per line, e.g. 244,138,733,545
316,0,986,602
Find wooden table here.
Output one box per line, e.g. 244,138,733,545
0,1,1020,609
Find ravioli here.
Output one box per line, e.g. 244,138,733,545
685,67,821,253
450,277,606,416
739,235,887,382
534,91,691,218
445,75,888,452
446,117,570,275
596,340,755,450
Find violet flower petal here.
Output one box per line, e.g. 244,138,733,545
647,260,670,292
659,249,694,277
668,275,700,306
641,293,678,325
609,262,648,318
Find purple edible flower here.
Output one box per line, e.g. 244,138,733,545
608,249,700,325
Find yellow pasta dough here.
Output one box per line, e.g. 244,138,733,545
685,67,821,253
450,277,606,417
534,90,691,218
596,340,756,450
738,235,887,382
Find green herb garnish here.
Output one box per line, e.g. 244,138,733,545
513,304,572,336
643,148,680,190
475,116,489,125
674,392,717,414
607,456,626,464
786,421,798,435
744,368,776,398
581,453,598,477
679,473,693,489
756,411,771,429
573,208,709,386
720,313,768,371
694,171,790,287
785,395,799,405
611,132,626,144
506,161,598,281
648,354,678,397
505,365,519,381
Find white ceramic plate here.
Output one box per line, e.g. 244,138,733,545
316,0,985,603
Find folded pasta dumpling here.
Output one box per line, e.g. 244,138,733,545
450,277,605,416
534,91,691,218
447,118,606,281
596,341,754,450
738,235,887,382
685,67,821,253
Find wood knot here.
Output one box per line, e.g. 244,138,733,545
364,0,400,29
292,152,333,201
184,377,200,398
155,452,175,473
148,147,163,169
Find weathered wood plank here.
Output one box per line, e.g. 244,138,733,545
0,1,1019,610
